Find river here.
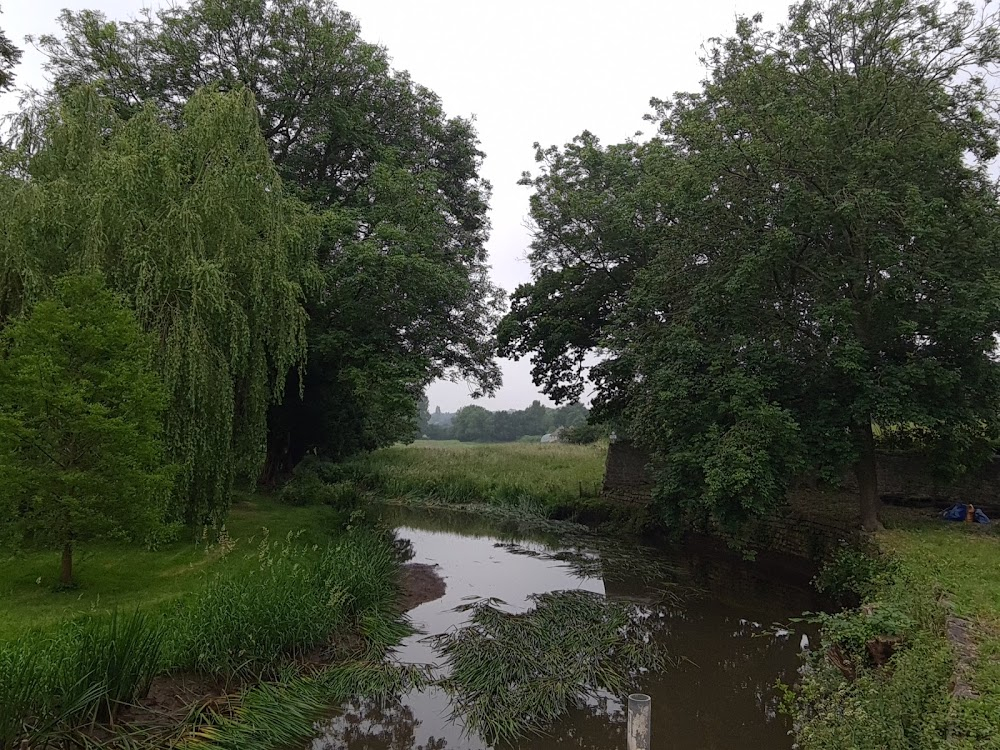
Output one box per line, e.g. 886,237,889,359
309,506,819,750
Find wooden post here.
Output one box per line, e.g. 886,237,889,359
627,693,651,750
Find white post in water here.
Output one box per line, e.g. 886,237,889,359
627,693,651,750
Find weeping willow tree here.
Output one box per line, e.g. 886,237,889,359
0,87,320,523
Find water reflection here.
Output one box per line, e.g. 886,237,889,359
310,507,817,750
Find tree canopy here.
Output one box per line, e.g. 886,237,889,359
501,0,1000,531
32,0,503,474
0,86,319,522
498,134,676,404
0,275,172,586
0,5,20,93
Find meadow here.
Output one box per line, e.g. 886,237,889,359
326,440,608,516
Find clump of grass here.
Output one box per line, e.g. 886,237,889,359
167,529,403,681
180,662,433,750
0,609,163,747
433,590,665,745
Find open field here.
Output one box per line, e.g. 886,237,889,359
329,440,608,514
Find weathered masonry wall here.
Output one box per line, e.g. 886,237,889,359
842,451,1000,509
601,440,1000,559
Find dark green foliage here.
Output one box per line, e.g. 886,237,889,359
561,422,610,445
814,540,899,603
498,134,675,403
618,0,1000,531
0,88,317,525
506,0,1000,533
0,274,173,585
31,0,503,474
434,590,664,745
0,5,20,93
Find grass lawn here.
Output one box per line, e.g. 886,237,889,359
0,495,344,637
879,523,1000,746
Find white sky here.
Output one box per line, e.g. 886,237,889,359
1,0,789,411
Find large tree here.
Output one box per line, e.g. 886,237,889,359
619,0,1000,531
0,87,318,523
0,5,21,93
505,0,1000,532
32,0,503,474
0,275,172,586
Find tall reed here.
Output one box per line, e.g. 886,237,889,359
167,529,403,681
0,609,163,748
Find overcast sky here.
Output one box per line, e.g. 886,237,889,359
1,0,790,412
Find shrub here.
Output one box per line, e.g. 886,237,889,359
814,539,898,603
560,423,609,444
790,561,953,750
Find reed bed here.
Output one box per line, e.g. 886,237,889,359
0,529,405,749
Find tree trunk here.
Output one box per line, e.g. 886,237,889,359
60,541,73,587
854,421,883,531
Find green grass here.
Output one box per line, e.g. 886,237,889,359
0,512,406,749
329,440,608,515
0,496,345,637
880,525,1000,748
793,522,1000,749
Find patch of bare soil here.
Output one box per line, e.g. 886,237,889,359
400,563,446,611
947,614,980,700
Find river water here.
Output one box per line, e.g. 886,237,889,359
309,507,819,750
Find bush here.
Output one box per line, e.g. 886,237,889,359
790,561,953,750
280,462,363,510
814,539,898,603
560,423,608,445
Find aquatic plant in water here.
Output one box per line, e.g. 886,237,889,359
433,590,667,745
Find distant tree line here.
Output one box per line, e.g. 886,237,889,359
418,400,601,443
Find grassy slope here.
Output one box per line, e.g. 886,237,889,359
880,525,1000,747
0,496,344,637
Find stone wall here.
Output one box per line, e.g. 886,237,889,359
844,452,1000,511
600,440,654,505
601,440,1000,559
601,440,857,559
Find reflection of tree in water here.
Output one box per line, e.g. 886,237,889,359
376,508,814,750
311,696,448,750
